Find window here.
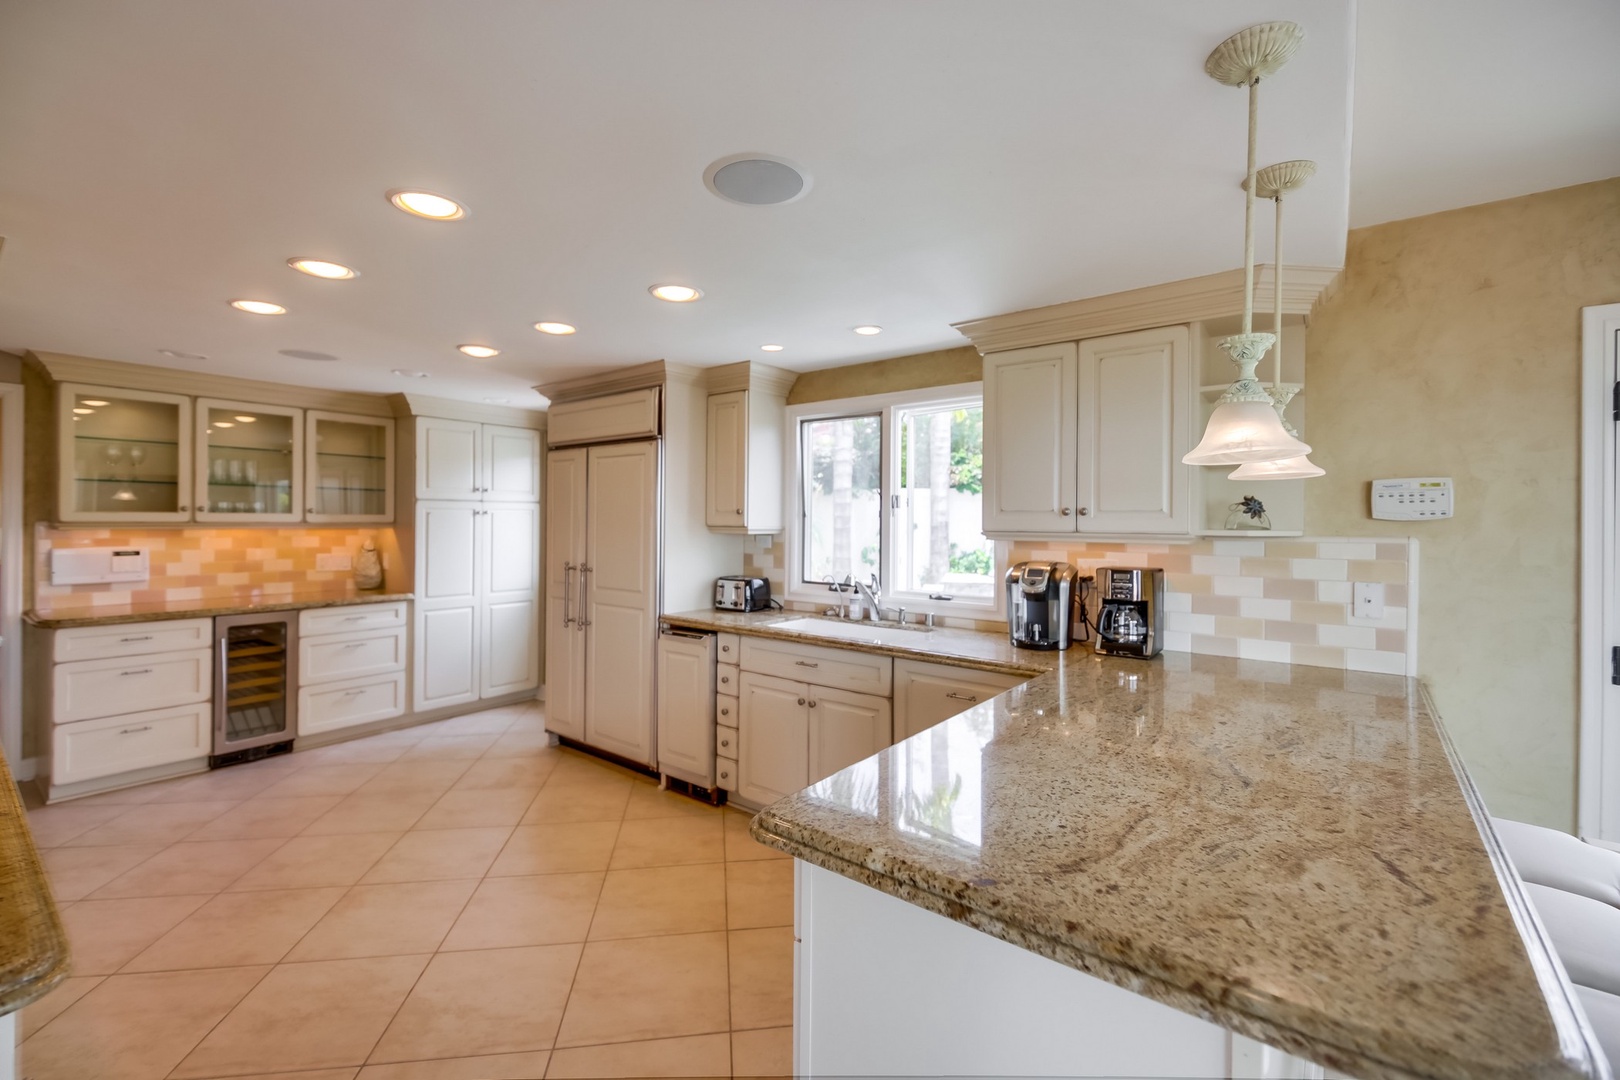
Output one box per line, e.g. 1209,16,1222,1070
789,384,1002,616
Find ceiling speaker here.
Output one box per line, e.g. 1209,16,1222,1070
704,155,811,206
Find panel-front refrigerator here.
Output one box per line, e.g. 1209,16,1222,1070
212,612,297,766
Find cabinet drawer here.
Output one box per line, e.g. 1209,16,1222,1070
893,659,1028,742
299,672,406,736
54,618,213,663
716,724,739,758
715,693,739,726
54,648,212,723
300,626,406,685
299,602,407,637
52,703,211,785
716,662,740,694
740,637,893,697
716,756,738,792
716,633,741,664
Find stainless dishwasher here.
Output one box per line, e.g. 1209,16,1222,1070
211,611,298,766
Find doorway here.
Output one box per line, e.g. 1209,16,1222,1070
1579,302,1620,841
0,380,24,776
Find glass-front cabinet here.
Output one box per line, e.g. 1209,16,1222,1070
305,411,395,524
195,399,303,524
57,384,193,523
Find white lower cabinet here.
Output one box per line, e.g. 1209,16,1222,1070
892,659,1029,741
656,628,716,787
737,670,892,808
297,602,407,737
51,702,212,786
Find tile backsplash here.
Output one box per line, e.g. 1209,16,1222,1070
743,533,1419,676
33,525,399,617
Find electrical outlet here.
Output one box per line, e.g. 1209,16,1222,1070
316,553,352,572
1353,582,1385,620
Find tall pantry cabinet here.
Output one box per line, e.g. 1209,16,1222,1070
539,364,742,768
396,403,544,714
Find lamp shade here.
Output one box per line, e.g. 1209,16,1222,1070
1228,453,1325,480
1183,400,1312,466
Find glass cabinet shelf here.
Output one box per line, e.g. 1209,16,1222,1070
306,411,395,523
58,385,192,522
195,399,304,523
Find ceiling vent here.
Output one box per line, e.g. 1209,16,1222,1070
704,154,811,206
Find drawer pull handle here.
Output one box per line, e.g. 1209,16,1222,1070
721,644,731,653
794,660,819,668
118,635,154,643
720,675,730,684
946,692,978,702
342,689,366,697
344,615,367,621
119,725,153,735
342,642,367,650
119,668,153,677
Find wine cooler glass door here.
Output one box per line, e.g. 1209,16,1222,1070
214,614,298,761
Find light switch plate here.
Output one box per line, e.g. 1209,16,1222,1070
1353,582,1386,620
1371,477,1453,521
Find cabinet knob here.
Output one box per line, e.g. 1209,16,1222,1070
179,505,189,512
808,700,817,708
1060,507,1072,516
735,509,742,515
720,737,731,749
721,645,731,653
720,707,730,717
1078,507,1089,516
797,697,805,706
308,508,316,514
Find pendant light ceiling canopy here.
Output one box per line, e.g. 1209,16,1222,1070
1183,21,1314,469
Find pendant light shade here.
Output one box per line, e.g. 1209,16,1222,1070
1228,454,1325,480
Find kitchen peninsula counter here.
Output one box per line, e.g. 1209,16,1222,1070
688,611,1605,1079
26,587,414,629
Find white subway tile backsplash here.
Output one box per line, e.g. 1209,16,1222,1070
1291,559,1349,581
1191,555,1240,576
1319,624,1379,650
1213,539,1267,557
1166,611,1217,636
1317,542,1379,561
1211,576,1265,598
1239,639,1291,664
1163,592,1193,613
1345,649,1407,675
1162,629,1193,655
1239,597,1292,621
1317,581,1353,604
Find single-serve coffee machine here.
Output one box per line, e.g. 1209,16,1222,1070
1005,561,1080,650
1093,567,1164,659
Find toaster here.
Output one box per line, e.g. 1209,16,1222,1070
715,575,771,612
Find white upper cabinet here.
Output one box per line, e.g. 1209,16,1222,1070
194,399,303,524
704,365,788,534
417,417,482,500
483,424,542,501
305,411,395,523
706,390,747,526
57,384,193,523
982,326,1192,538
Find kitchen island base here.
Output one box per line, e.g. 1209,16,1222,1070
797,861,1347,1079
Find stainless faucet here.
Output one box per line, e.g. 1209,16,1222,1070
852,574,882,622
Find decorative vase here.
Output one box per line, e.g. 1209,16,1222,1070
354,539,383,590
1225,495,1272,531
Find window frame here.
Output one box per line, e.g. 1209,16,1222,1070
783,381,1006,620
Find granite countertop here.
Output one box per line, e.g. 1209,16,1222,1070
26,587,415,628
0,750,69,1017
702,611,1607,1080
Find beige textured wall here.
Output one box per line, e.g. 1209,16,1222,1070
1306,177,1620,830
786,346,981,404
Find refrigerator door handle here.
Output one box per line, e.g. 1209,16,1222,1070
578,564,592,629
563,562,575,627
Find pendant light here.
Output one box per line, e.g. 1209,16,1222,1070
1183,22,1313,467
1229,159,1325,481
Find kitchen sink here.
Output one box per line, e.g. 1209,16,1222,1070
771,616,935,647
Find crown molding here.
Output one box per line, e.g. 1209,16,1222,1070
390,393,546,430
950,264,1342,355
26,351,393,416
704,361,798,397
534,360,677,404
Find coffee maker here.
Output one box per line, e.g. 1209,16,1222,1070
1093,567,1164,659
1005,562,1080,650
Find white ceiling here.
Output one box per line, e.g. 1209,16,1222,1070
0,1,1610,406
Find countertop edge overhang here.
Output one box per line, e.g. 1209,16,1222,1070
690,610,1610,1080
0,750,69,1017
26,590,415,628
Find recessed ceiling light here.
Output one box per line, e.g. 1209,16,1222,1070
761,344,785,352
534,322,577,336
80,399,108,407
158,349,208,361
234,415,257,423
72,407,94,415
279,349,339,362
387,189,467,221
287,258,358,280
230,299,286,315
392,369,430,378
853,325,883,336
649,284,702,303
458,344,500,358
214,421,235,428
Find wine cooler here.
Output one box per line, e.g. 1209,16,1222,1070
212,612,298,766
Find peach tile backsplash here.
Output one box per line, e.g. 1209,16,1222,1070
743,533,1419,676
33,524,398,617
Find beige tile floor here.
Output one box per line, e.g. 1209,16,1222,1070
20,701,794,1080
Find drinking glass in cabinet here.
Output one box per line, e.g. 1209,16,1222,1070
312,418,389,517
67,391,182,514
202,406,297,516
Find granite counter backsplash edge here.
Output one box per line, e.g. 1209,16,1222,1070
26,590,415,628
